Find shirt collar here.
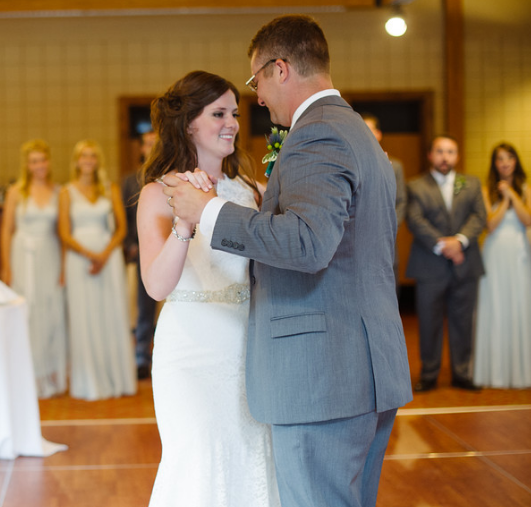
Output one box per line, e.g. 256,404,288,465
430,168,456,186
291,89,341,128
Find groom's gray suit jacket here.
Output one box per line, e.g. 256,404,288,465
212,96,412,425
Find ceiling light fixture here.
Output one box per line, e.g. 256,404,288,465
384,1,413,37
385,8,407,37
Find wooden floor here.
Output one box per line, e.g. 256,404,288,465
1,312,530,506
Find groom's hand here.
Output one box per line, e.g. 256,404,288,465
162,172,217,224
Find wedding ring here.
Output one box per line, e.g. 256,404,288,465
167,196,173,207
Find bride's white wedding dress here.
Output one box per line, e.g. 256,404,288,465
149,176,280,507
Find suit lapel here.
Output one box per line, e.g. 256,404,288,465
450,176,470,229
425,173,450,219
450,175,467,213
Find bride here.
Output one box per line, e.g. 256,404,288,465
137,71,280,506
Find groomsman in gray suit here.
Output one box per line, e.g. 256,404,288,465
406,135,486,392
164,15,412,507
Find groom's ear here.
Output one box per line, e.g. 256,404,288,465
277,59,290,84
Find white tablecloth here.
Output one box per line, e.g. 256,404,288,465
0,295,67,460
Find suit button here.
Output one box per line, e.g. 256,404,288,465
221,239,228,247
233,242,239,249
238,244,245,251
227,240,233,248
251,276,256,285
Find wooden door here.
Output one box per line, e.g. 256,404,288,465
118,96,156,182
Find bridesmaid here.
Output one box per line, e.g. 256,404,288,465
1,139,67,398
473,143,531,388
58,139,136,400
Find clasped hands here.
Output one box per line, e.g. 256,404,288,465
497,180,515,202
86,250,111,275
437,236,465,265
162,170,218,225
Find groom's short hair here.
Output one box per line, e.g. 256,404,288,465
248,14,330,78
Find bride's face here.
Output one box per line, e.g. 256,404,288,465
188,90,240,163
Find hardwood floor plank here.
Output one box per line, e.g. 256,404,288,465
38,381,156,421
15,425,162,468
387,415,471,455
1,313,525,506
486,454,531,490
376,457,531,507
428,410,531,451
3,468,156,507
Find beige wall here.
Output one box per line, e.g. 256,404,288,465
464,0,531,181
0,1,443,187
0,0,529,189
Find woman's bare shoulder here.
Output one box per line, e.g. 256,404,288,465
4,183,23,205
138,181,173,216
140,181,165,200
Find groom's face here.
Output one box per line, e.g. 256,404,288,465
250,54,285,126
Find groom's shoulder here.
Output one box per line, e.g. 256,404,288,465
297,98,356,132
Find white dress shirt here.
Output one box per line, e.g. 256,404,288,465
430,169,469,254
430,168,455,211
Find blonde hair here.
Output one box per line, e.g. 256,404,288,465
19,139,52,199
70,139,108,197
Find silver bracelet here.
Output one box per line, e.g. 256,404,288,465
171,224,197,242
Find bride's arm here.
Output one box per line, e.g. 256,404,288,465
137,182,196,301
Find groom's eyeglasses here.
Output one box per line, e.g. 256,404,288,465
245,59,281,93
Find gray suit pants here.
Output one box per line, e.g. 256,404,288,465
416,275,479,382
271,409,397,507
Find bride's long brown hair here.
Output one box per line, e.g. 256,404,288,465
142,71,257,195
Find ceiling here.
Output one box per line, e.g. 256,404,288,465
2,1,529,27
0,0,402,14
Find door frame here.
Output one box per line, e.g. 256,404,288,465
118,95,156,181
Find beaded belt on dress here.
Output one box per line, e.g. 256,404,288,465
166,283,250,304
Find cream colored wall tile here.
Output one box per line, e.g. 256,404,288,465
0,3,525,188
464,17,531,178
4,46,22,65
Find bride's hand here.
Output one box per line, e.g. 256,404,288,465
161,170,215,193
181,169,215,192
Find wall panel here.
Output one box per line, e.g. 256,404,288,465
0,3,444,187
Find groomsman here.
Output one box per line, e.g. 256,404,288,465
406,135,486,392
122,130,158,379
361,113,407,290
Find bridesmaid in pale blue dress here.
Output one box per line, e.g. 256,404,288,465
1,139,67,398
474,143,531,388
58,140,136,400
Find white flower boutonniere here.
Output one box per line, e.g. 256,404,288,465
262,127,288,178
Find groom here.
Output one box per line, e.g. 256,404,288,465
163,15,412,507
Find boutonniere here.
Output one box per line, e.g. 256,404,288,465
262,127,288,178
454,174,467,196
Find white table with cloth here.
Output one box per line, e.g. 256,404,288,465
0,282,67,460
